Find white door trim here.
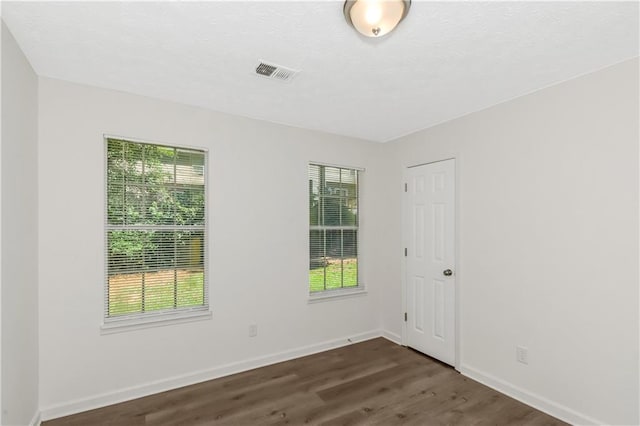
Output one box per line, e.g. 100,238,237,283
401,155,462,371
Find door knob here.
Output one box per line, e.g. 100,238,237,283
443,269,453,276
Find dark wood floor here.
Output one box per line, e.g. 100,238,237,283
44,338,566,425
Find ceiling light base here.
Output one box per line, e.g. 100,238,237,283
344,0,411,38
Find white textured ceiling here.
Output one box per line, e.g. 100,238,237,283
3,1,639,142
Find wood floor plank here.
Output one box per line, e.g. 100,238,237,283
43,338,567,426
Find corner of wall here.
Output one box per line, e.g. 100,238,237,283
1,19,40,426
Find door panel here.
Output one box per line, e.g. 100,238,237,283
406,159,455,366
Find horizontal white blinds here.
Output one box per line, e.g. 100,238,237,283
308,164,359,292
105,138,207,319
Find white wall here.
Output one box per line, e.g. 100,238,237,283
25,43,640,425
0,13,4,425
378,58,639,425
37,77,383,417
1,21,39,426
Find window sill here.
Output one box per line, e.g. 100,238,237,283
101,309,212,335
308,287,367,304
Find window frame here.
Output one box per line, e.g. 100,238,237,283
101,135,211,332
308,162,366,302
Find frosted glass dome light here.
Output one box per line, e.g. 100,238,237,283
344,0,411,38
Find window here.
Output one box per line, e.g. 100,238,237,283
309,164,359,293
105,138,208,325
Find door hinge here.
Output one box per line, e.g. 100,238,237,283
404,248,407,257
404,182,407,192
404,312,407,322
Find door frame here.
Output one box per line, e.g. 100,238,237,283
401,155,462,371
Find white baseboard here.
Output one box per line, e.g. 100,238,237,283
381,330,402,345
460,364,604,426
40,329,383,421
29,410,41,426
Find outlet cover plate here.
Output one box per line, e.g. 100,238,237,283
249,324,258,337
516,346,529,364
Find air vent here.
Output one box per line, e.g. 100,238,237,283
254,61,299,83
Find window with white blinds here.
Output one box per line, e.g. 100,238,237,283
105,138,208,323
309,164,359,293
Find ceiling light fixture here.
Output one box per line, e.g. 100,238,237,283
344,0,411,38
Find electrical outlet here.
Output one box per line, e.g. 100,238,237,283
249,324,258,337
516,346,528,365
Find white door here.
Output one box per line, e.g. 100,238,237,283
405,159,456,366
